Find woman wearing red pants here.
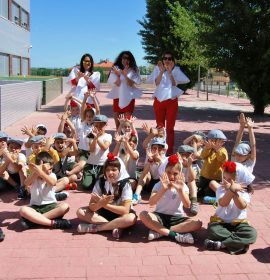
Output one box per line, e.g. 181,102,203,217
146,51,190,155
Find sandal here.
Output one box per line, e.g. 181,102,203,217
112,228,123,239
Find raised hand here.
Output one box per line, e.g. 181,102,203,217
170,177,185,191
114,132,122,143
160,172,170,190
142,122,150,134
239,113,246,127
246,117,254,128
157,61,165,73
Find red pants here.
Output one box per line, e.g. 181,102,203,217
113,98,135,113
153,98,178,154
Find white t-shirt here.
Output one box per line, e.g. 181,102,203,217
231,156,256,173
78,121,93,151
30,173,57,206
119,150,139,179
70,115,82,138
87,133,112,165
93,179,133,206
107,68,142,108
146,65,190,102
7,153,27,174
215,186,251,223
152,181,189,216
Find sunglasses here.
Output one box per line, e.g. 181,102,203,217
163,56,173,61
83,60,91,64
122,56,130,60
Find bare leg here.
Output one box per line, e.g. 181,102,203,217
170,219,202,233
20,203,69,226
77,207,109,224
66,160,86,176
114,112,120,129
139,211,170,236
135,173,151,195
209,180,219,192
55,177,69,192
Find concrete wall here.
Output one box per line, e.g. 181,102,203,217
62,77,70,94
0,81,42,130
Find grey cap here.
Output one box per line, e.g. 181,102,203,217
234,142,251,156
207,129,227,140
30,135,45,144
192,130,206,139
0,131,8,139
93,114,108,123
150,137,167,147
177,145,195,154
7,137,24,146
53,133,67,140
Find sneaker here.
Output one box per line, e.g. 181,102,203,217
52,219,72,229
17,186,27,200
77,223,98,233
175,233,194,244
132,193,141,205
21,217,37,229
55,191,69,201
148,230,162,241
0,228,5,242
204,239,221,250
112,228,123,239
190,201,199,215
203,196,217,205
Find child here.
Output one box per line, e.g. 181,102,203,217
66,90,99,178
113,131,139,189
177,145,200,215
0,131,9,190
77,153,136,239
204,161,257,254
0,137,27,199
142,122,166,150
52,133,78,191
81,114,112,190
132,138,167,204
21,124,48,159
116,114,138,137
198,129,228,201
232,113,256,173
140,154,202,244
19,151,71,229
183,130,206,169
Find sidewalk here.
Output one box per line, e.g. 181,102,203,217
1,85,270,279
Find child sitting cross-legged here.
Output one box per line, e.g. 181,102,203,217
76,153,136,239
140,154,202,244
19,151,71,230
204,161,257,254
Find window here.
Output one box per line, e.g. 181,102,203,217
0,0,8,19
21,57,29,75
21,9,29,30
0,53,9,76
12,56,20,75
12,1,19,25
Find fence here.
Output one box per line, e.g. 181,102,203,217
0,81,42,130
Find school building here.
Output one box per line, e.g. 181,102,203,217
0,0,31,76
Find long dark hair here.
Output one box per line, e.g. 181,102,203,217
161,50,176,64
113,51,138,72
79,53,94,74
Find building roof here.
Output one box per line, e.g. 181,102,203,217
94,60,113,68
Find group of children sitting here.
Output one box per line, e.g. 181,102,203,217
0,91,257,255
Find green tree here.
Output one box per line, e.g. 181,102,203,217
138,0,208,88
198,0,270,115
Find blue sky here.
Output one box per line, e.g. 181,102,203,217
30,0,147,68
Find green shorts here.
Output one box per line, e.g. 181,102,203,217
97,207,136,222
153,212,188,229
78,149,90,161
30,203,58,214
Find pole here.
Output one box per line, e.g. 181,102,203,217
197,65,200,97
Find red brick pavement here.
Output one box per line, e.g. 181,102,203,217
1,85,270,279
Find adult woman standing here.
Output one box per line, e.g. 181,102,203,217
107,51,142,128
67,53,100,105
146,51,190,155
